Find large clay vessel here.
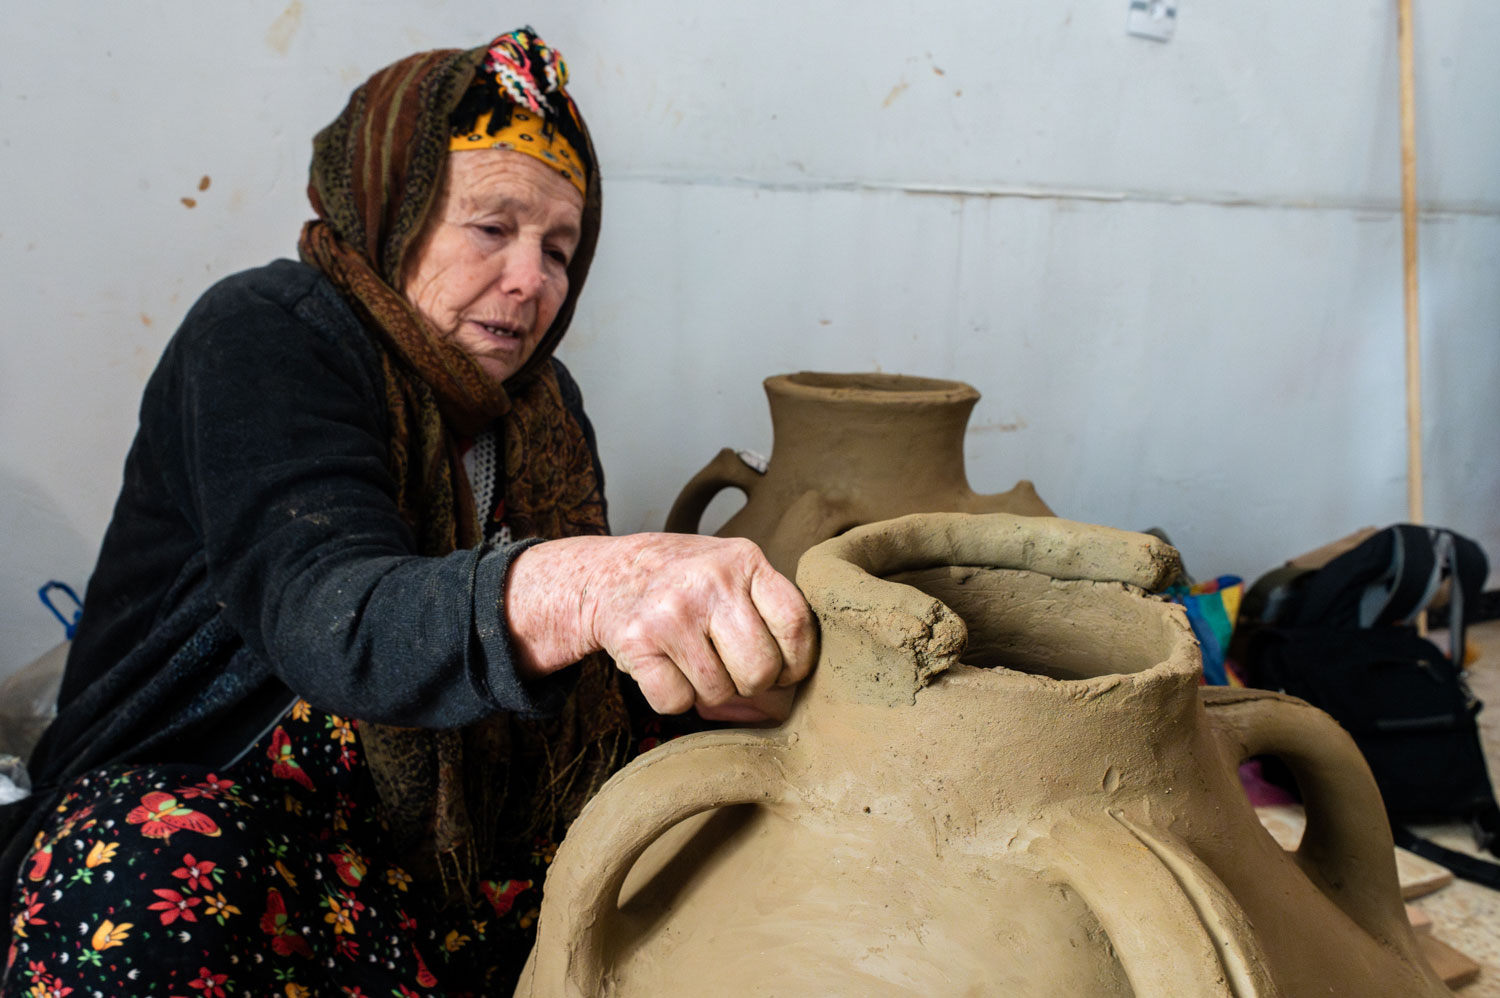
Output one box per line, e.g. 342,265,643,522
517,513,1445,997
664,372,1053,577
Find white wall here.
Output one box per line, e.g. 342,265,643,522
3,1,1497,675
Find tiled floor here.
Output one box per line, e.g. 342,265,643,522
1408,618,1500,993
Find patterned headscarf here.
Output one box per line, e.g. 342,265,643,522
297,29,628,901
449,28,590,196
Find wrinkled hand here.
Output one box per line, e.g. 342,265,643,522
507,534,817,721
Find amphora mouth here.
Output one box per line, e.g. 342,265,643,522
769,371,979,407
796,512,1195,704
885,565,1191,683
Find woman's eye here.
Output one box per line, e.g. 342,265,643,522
546,248,570,265
472,220,514,240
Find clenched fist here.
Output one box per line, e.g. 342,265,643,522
505,533,817,721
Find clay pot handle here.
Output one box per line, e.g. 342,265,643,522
1048,813,1277,996
1200,686,1414,953
664,448,765,534
519,730,789,997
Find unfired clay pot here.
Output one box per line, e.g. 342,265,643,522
664,372,1053,577
517,513,1445,997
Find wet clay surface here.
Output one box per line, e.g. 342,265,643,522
608,806,1132,996
518,514,1448,997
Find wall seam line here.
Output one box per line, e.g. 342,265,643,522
609,172,1500,219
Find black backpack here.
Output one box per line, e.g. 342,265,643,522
1243,524,1499,883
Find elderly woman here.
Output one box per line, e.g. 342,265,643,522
1,28,813,996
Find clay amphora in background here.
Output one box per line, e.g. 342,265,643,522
517,513,1446,997
664,372,1053,577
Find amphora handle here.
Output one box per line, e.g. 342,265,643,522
1201,686,1410,948
519,731,789,998
1049,813,1277,996
664,448,765,534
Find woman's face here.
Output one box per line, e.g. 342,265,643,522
401,149,584,382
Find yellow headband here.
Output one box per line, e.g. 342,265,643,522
450,108,586,196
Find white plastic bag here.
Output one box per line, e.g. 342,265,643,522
0,641,66,761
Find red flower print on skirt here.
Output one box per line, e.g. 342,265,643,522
146,887,202,926
187,965,229,996
171,852,222,891
175,773,236,799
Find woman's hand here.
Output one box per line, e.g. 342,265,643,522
505,534,817,720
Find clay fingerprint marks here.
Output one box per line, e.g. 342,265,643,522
1104,810,1274,997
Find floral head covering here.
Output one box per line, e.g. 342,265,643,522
449,27,590,197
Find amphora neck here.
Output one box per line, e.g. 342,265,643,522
763,373,978,491
789,516,1195,799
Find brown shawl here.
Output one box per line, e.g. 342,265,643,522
297,45,627,899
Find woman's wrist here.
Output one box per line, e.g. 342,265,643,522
504,536,606,680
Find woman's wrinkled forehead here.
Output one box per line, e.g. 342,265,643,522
437,149,584,238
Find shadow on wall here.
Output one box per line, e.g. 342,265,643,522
0,467,96,683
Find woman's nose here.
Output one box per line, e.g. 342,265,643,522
500,244,547,300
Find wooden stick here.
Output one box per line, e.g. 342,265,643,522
1398,0,1423,526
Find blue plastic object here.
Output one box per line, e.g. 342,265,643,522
38,581,83,640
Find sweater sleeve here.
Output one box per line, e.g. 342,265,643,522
146,273,571,728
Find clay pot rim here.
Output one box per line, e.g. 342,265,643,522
767,371,980,405
889,569,1203,691
797,513,1195,698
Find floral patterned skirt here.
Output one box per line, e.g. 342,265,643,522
4,700,551,997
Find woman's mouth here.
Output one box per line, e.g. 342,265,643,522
472,320,524,343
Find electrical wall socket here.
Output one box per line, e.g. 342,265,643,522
1127,0,1177,41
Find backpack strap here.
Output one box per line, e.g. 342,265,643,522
1437,528,1489,666
1392,822,1500,889
1363,524,1440,628
1287,528,1404,628
1289,524,1486,649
